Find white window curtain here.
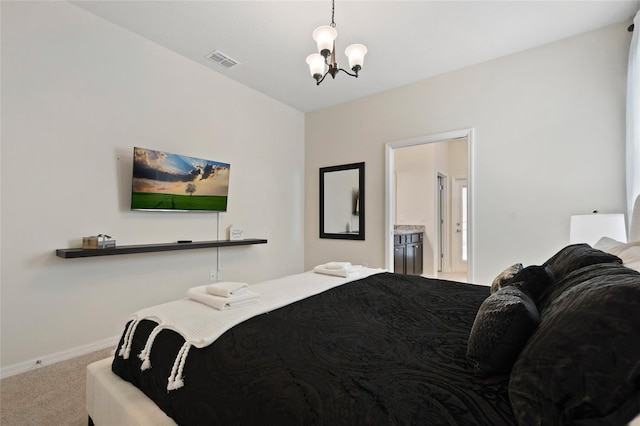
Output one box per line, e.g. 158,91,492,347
627,10,640,239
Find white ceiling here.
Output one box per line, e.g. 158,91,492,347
71,1,638,113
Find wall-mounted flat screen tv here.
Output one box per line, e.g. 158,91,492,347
131,147,230,212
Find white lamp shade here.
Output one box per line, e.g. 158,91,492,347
306,53,325,77
570,213,627,246
345,44,367,69
312,26,337,53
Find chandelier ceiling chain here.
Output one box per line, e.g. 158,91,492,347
330,0,335,27
306,0,368,86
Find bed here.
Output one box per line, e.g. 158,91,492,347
87,243,640,425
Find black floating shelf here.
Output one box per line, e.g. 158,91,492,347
56,239,267,259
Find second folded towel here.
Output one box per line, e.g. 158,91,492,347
187,285,260,311
324,262,352,270
206,281,249,298
313,263,363,278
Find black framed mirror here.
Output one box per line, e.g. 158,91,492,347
320,162,365,240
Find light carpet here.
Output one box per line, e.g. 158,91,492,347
1,348,114,426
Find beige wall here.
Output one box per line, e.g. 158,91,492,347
1,2,304,371
305,22,630,284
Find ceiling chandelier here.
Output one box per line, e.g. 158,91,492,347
305,0,368,86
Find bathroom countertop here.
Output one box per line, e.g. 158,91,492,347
393,225,425,235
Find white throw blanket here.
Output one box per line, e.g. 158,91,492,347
187,285,260,310
116,267,385,392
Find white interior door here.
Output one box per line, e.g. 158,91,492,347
452,177,468,273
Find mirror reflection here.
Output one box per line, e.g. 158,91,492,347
320,162,365,240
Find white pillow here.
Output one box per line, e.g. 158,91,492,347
593,236,623,252
594,237,640,273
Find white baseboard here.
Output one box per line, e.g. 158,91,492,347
0,335,120,379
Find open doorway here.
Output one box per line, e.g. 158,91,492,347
385,129,474,283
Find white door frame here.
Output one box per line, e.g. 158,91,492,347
385,129,475,282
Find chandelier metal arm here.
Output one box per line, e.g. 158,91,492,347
338,67,359,78
314,66,360,86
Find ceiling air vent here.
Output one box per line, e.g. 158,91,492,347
205,50,240,69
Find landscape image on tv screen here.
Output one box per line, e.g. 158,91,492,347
131,147,230,212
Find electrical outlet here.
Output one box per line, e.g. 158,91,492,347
209,270,216,283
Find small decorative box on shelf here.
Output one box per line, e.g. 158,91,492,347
56,239,267,259
82,234,116,249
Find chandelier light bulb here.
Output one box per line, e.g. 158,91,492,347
312,25,337,57
345,44,367,71
306,53,325,78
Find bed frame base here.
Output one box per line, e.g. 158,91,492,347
86,357,176,425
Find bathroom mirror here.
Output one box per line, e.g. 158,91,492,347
320,162,365,240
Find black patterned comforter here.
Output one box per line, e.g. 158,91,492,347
112,272,516,425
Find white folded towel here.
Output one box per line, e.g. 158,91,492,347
187,285,260,311
206,281,249,297
313,264,363,278
324,262,352,270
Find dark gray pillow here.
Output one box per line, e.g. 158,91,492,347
509,263,640,425
508,265,555,306
542,243,621,281
466,286,539,376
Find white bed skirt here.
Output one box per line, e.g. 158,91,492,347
86,357,176,425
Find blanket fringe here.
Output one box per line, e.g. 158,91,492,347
138,325,164,371
167,342,191,391
118,319,140,359
116,320,194,391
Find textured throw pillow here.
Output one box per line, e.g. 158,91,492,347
490,263,523,293
542,243,621,282
466,286,540,376
509,263,640,425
